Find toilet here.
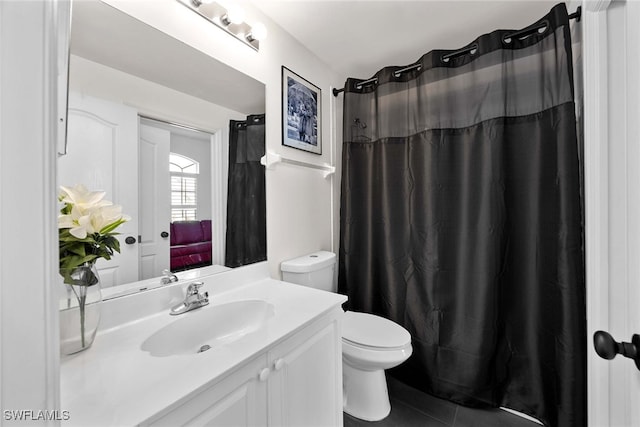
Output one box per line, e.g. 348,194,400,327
281,251,413,421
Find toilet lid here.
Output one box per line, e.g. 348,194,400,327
342,311,411,349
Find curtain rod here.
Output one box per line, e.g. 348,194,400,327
139,114,215,135
332,6,581,97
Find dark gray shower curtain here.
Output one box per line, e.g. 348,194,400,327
225,114,266,268
338,4,585,427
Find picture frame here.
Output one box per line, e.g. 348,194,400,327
282,66,322,155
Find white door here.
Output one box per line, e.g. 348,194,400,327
139,122,171,280
59,92,139,287
601,2,640,425
584,1,640,426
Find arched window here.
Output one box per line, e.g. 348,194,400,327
170,153,199,221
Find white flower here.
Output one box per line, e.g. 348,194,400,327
58,205,94,239
59,184,112,215
91,204,131,233
58,185,130,238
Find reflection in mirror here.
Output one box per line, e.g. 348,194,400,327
60,0,266,299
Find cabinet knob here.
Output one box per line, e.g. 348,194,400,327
258,367,270,382
274,358,285,371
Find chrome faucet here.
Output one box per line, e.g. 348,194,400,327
170,281,209,315
160,269,179,285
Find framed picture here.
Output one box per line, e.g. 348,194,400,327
282,66,322,155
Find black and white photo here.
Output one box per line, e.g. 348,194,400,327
282,66,321,154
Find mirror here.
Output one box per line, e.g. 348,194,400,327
60,0,266,299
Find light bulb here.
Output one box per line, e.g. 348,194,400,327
222,5,245,25
248,22,267,41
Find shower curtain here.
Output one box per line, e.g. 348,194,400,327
225,114,266,268
338,4,585,427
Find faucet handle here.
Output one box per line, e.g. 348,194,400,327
160,269,179,284
187,281,204,295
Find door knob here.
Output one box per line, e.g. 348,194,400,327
124,236,137,245
160,231,169,238
593,330,640,371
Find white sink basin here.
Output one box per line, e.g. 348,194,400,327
141,300,274,357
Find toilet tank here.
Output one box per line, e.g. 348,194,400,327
280,251,337,292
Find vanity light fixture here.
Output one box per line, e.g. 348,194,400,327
177,0,267,51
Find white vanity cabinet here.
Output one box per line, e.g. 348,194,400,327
60,273,348,426
142,307,343,427
144,355,269,426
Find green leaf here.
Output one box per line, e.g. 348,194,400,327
99,218,127,235
112,237,121,253
60,254,96,271
59,234,95,244
67,244,86,257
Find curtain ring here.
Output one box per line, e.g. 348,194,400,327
502,20,549,45
440,44,478,64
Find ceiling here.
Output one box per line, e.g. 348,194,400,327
252,0,562,80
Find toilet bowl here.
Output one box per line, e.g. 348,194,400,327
280,251,413,421
341,311,412,421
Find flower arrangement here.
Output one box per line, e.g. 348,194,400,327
58,184,130,285
58,184,130,352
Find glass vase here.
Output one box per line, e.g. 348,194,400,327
59,263,102,355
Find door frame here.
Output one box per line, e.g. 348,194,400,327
0,0,67,417
583,1,612,426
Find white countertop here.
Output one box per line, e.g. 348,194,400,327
60,274,346,426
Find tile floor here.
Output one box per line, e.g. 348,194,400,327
343,376,542,427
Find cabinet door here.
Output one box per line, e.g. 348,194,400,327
268,310,343,427
145,355,268,427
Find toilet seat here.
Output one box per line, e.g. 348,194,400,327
342,311,411,350
343,337,409,351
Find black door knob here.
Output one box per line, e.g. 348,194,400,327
160,231,169,238
593,330,640,371
593,331,618,359
125,236,137,245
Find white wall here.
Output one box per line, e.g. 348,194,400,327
102,0,344,278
